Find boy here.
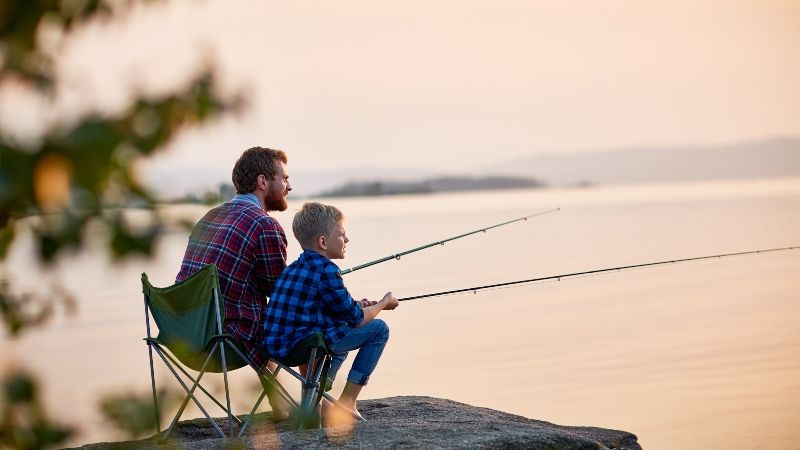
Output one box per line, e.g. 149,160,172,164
262,202,398,420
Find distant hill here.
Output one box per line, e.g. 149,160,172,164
142,137,800,200
484,137,800,186
318,175,543,197
291,166,436,197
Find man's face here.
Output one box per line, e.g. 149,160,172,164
264,161,291,211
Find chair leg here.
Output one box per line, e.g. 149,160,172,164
236,367,305,438
161,349,243,425
236,389,268,438
153,345,226,440
147,342,161,435
144,297,161,435
218,341,302,437
297,348,319,430
224,341,299,411
263,364,303,409
266,354,363,423
227,343,299,405
306,356,324,409
262,369,298,410
219,339,234,436
312,355,331,411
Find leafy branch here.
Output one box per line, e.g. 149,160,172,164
1,1,245,446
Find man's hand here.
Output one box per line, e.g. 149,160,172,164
380,292,399,310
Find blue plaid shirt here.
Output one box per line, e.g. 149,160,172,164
262,249,364,358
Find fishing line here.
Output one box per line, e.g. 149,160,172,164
340,207,560,275
398,246,799,302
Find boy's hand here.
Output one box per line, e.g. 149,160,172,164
357,298,377,307
357,292,398,327
381,292,399,310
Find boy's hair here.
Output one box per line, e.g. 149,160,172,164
232,147,288,194
293,202,344,249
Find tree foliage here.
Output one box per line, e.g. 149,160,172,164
0,0,243,446
99,388,181,439
0,0,242,334
0,371,72,450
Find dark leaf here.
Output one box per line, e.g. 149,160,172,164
0,225,13,259
109,217,160,258
4,371,35,404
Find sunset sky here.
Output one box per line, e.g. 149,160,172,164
3,0,799,187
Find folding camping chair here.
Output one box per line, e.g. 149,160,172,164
141,264,346,440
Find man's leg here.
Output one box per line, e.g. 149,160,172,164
263,360,291,421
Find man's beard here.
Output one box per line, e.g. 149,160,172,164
264,188,288,211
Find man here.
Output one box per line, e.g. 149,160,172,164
176,146,292,419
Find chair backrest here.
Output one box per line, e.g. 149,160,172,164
142,265,245,371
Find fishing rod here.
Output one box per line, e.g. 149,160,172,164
340,207,561,275
398,245,799,301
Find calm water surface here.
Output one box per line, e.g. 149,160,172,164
2,178,799,449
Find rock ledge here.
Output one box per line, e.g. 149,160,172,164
70,396,641,449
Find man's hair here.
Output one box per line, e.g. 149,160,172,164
232,147,288,194
293,202,344,249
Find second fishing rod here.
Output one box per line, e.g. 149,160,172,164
397,246,799,302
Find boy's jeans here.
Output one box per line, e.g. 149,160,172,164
327,319,389,386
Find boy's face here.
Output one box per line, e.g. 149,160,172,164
323,219,349,259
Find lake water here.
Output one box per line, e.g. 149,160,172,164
2,177,800,449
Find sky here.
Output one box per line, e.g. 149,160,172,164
3,0,800,193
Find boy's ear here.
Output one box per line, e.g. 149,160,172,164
317,234,327,250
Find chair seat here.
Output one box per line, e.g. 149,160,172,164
270,332,331,368
144,335,250,373
145,331,330,373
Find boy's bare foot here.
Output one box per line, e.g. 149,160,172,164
321,398,364,427
343,401,365,421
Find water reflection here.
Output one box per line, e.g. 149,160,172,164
2,178,800,449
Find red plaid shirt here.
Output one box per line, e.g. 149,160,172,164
176,195,287,370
